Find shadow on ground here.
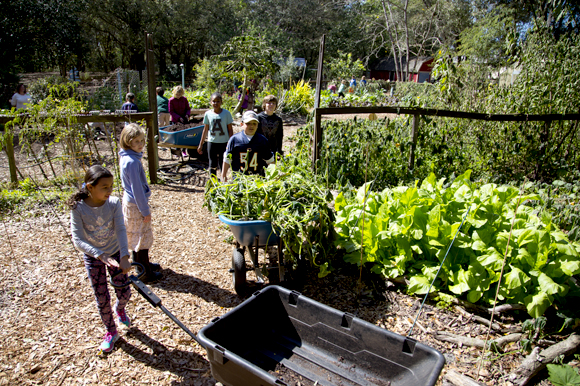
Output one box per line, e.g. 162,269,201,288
153,268,241,309
117,327,214,386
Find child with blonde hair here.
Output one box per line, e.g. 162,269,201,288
168,86,190,124
119,124,162,282
68,165,132,353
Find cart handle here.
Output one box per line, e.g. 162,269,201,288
108,262,205,347
109,262,146,288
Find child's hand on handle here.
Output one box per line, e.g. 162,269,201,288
119,255,131,274
143,214,151,223
98,254,120,268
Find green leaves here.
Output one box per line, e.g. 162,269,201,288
334,170,580,317
204,154,335,276
547,364,580,386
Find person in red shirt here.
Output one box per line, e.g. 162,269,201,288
168,86,190,124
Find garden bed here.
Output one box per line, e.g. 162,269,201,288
0,114,576,386
0,175,567,386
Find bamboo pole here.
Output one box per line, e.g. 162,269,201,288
312,34,326,172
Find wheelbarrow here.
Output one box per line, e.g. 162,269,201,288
158,123,207,160
112,265,445,386
157,123,208,184
218,214,285,296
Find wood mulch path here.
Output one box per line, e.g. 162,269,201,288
0,113,559,386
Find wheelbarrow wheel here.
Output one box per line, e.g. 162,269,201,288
232,248,246,296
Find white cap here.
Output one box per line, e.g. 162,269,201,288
242,111,259,123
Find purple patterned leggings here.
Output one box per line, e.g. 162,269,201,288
84,252,131,334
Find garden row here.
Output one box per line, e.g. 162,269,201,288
205,116,580,323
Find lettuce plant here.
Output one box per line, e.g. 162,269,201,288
334,170,580,317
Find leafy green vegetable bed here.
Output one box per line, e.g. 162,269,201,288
334,170,580,317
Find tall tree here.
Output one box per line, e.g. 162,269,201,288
154,0,241,79
216,35,276,114
243,0,366,64
0,0,87,106
357,0,471,80
83,0,165,71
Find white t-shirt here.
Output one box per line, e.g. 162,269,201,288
10,93,31,110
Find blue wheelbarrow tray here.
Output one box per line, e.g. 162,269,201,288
159,124,204,147
219,214,280,247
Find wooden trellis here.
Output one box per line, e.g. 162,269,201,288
0,112,157,185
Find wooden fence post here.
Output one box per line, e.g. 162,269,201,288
534,120,552,180
312,34,325,171
145,33,159,184
408,114,419,170
5,129,18,184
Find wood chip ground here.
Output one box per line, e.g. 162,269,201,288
0,114,552,385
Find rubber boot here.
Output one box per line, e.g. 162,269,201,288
131,251,161,271
131,250,145,277
138,249,162,283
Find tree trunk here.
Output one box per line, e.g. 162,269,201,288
403,0,410,81
232,77,248,115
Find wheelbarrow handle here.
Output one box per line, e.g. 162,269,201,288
109,262,146,288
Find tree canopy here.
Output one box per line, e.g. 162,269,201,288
3,0,580,108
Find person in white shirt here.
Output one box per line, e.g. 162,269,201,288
10,84,31,110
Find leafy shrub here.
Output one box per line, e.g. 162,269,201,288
193,58,218,91
279,80,314,115
325,51,365,82
526,176,580,242
334,170,580,317
366,79,393,93
297,117,435,191
420,26,580,182
87,86,120,111
184,89,210,109
28,76,82,104
220,93,237,114
134,89,149,112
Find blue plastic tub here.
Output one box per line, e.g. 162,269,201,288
159,125,204,147
219,214,279,247
198,285,446,386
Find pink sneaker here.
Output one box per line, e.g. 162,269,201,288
113,304,131,328
100,331,118,353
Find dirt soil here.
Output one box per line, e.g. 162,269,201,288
0,113,556,386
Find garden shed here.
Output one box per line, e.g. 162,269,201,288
370,56,434,82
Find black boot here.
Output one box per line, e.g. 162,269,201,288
138,249,162,283
131,250,145,276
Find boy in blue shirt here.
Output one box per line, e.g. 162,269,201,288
221,111,274,182
121,93,138,112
